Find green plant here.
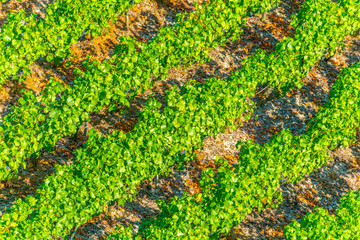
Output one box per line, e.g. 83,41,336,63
285,189,360,239
123,60,360,240
1,0,359,238
0,0,141,84
0,0,280,181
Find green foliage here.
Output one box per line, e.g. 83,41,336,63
123,55,360,240
0,0,141,84
285,189,360,239
108,0,360,238
1,0,360,238
0,0,281,180
107,225,133,239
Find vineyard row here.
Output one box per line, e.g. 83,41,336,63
107,57,360,239
285,189,360,239
1,0,359,238
0,0,142,84
0,0,280,180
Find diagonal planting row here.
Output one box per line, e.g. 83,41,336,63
0,0,281,180
1,0,359,238
110,49,360,240
284,189,360,239
0,0,142,84
106,1,360,239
